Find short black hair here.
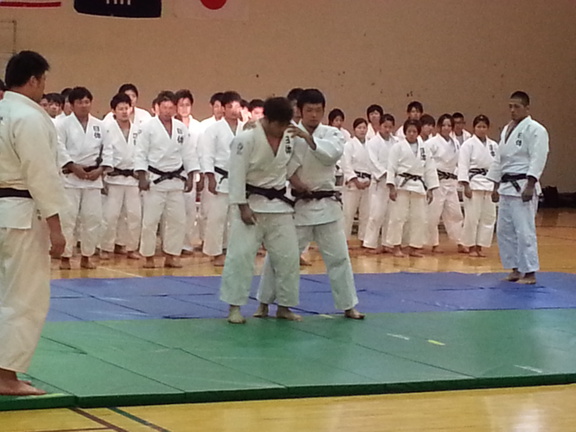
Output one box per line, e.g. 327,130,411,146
60,87,72,99
511,90,530,106
0,79,6,91
4,50,50,88
353,117,368,129
381,113,395,125
221,91,242,107
473,114,490,128
248,98,264,112
175,89,194,104
366,104,384,118
46,92,64,106
240,99,248,108
118,83,139,97
40,94,48,101
407,101,424,113
68,86,93,104
263,97,293,124
437,113,455,128
452,112,464,120
110,92,132,110
420,114,436,127
286,87,304,103
297,88,325,110
328,108,345,124
156,90,177,105
210,92,224,105
403,119,422,134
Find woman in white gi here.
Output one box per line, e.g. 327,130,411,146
386,119,439,257
363,113,397,253
426,114,465,253
328,108,352,141
396,101,423,139
366,104,383,140
458,115,499,257
342,118,372,242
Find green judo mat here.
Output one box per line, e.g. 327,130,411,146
3,309,576,411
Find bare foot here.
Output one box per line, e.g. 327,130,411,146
164,256,182,268
181,249,195,256
80,256,96,269
143,257,156,268
392,246,406,258
228,306,246,324
366,246,384,255
100,251,111,260
213,254,226,267
299,256,312,266
469,250,480,258
0,371,46,396
126,251,141,260
276,306,302,321
504,269,522,282
114,245,127,255
253,303,269,318
59,257,71,270
382,246,394,254
432,246,444,254
409,248,424,258
517,272,537,285
476,247,486,258
458,244,469,254
344,308,365,320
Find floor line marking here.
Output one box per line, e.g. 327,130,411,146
109,407,172,432
70,408,128,432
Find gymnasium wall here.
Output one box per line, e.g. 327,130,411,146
1,0,575,191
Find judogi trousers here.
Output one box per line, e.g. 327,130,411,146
183,186,199,250
342,187,370,241
220,211,299,307
0,216,50,372
140,189,185,257
101,185,141,252
497,194,539,273
363,182,390,248
198,186,213,242
202,192,230,256
387,190,427,248
258,220,359,311
427,180,463,246
461,191,496,248
61,188,102,258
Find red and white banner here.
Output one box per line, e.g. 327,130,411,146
0,0,61,7
170,0,248,21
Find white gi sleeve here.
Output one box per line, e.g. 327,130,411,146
56,120,72,169
309,128,345,166
386,143,400,186
527,125,549,180
367,138,386,181
200,125,216,174
341,141,357,183
457,141,473,184
486,144,503,184
100,126,113,168
134,128,150,172
424,147,440,190
182,127,200,174
228,135,251,205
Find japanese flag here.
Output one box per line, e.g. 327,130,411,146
0,0,61,7
170,0,248,21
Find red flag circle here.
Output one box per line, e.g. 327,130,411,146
200,0,227,10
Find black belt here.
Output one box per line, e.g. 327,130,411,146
398,173,427,190
62,164,101,175
354,171,372,180
437,170,457,181
469,168,488,180
108,168,135,177
292,189,342,203
501,173,527,192
148,165,186,184
246,184,294,207
0,188,32,199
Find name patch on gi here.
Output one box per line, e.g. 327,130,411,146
516,132,522,147
420,148,426,161
236,142,244,155
285,136,292,154
177,134,184,144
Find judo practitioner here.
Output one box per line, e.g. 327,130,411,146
200,91,245,266
396,101,423,139
426,114,465,253
219,97,300,324
199,92,225,131
257,88,364,320
387,119,439,257
451,112,472,146
363,113,397,253
420,114,436,142
328,108,352,141
0,51,67,395
104,83,151,126
458,115,499,257
487,91,549,284
135,91,199,268
248,99,265,120
366,104,384,140
57,86,112,270
287,87,304,124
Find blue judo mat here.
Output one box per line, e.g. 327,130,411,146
47,272,576,322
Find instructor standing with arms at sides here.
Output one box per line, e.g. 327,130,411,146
0,51,67,395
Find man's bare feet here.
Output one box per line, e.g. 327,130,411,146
80,256,96,269
276,306,302,321
228,306,246,324
382,246,394,254
299,256,312,266
253,303,269,318
143,257,156,268
517,272,537,285
181,249,195,256
213,254,226,267
476,247,486,258
409,247,424,258
391,246,406,258
100,251,111,260
114,244,127,255
0,370,46,396
431,246,444,254
366,246,384,255
458,244,469,254
344,308,365,320
59,257,71,270
504,269,522,282
164,256,182,268
126,251,141,260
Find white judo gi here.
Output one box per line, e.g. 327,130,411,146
57,114,112,258
341,137,372,240
426,134,464,247
486,116,549,273
134,116,199,257
182,116,203,250
220,122,300,307
257,123,359,311
386,138,439,248
0,91,67,373
200,118,244,257
451,129,472,147
458,135,498,248
104,106,151,127
363,132,397,249
101,117,141,253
